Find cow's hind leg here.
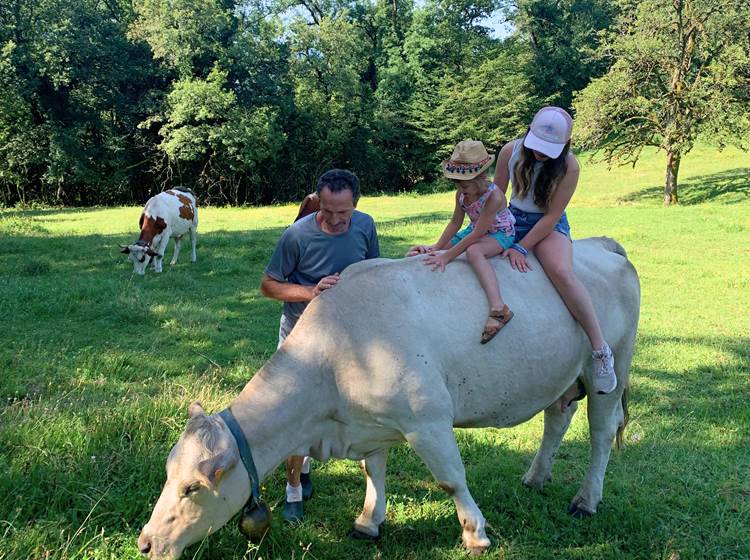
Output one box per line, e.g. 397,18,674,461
190,226,197,262
568,388,626,517
570,336,632,517
523,399,579,490
406,425,490,555
170,236,182,265
351,448,388,540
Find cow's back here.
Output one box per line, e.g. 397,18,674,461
144,190,198,236
286,237,639,429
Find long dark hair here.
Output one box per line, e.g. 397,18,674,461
512,131,570,212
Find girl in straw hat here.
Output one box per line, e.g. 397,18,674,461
406,140,516,344
492,106,616,395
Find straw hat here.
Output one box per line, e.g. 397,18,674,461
442,140,495,180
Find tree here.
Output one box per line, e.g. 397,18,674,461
574,0,750,204
0,0,162,205
509,0,617,110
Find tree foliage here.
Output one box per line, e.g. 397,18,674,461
2,0,744,206
510,0,617,109
574,0,750,203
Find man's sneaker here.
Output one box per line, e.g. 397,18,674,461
283,499,303,522
300,472,314,501
283,482,304,522
592,343,617,394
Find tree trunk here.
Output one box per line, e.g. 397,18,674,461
664,149,680,205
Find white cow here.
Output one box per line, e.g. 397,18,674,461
138,237,639,559
121,189,198,275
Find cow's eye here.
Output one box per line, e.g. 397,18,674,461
182,482,202,497
138,255,146,263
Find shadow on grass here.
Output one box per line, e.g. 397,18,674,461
617,167,750,205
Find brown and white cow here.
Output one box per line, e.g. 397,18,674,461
121,189,198,275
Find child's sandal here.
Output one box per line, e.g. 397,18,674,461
480,305,513,344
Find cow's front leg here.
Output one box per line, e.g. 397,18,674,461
406,425,490,555
170,236,182,265
352,448,388,539
523,398,578,490
153,232,171,272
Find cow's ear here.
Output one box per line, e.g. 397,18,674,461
188,401,205,418
197,448,238,489
119,244,130,254
146,248,158,257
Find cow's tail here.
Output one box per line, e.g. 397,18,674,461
596,236,628,259
615,386,629,451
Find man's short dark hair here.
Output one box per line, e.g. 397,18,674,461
316,169,360,203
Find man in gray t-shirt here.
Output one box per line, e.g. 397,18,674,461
260,169,380,522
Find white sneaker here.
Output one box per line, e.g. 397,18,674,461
592,343,616,394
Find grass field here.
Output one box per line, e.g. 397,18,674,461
1,145,749,560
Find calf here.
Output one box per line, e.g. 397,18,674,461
121,189,198,275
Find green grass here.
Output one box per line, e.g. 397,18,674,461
1,144,749,560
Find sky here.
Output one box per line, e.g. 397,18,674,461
482,12,515,39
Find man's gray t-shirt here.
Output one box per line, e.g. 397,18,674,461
264,210,380,326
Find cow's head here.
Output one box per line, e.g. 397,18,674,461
138,402,252,559
120,242,158,275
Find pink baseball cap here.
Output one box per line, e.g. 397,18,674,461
523,107,573,159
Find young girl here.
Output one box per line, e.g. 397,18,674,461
494,106,616,394
407,140,516,344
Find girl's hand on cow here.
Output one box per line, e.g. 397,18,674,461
423,252,450,272
312,273,340,297
504,248,532,273
406,244,436,257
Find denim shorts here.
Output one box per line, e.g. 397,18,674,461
450,224,515,250
510,205,571,242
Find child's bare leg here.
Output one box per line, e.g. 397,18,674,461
465,237,507,325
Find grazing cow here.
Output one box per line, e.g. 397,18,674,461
121,189,198,275
138,237,639,559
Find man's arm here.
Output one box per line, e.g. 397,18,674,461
260,274,339,302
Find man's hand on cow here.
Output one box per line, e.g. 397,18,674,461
503,247,532,273
312,273,340,297
406,244,436,257
423,252,451,272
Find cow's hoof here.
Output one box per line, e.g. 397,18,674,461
521,473,551,490
349,526,380,541
567,499,595,518
463,533,490,556
467,545,490,556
